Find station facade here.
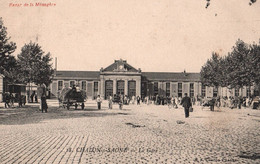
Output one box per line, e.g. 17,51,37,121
49,59,253,99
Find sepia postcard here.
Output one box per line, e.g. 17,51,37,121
0,0,260,163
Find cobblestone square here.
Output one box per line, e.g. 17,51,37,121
0,100,259,163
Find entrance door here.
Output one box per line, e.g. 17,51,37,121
128,81,136,98
141,82,146,98
117,80,124,95
105,80,113,99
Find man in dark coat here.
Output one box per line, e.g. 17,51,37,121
209,98,215,111
181,93,192,118
41,93,48,113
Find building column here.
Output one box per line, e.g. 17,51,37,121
182,82,189,96
136,79,141,97
206,86,213,98
92,81,95,99
100,78,105,99
170,82,173,97
194,82,199,97
113,79,117,95
98,81,101,96
124,79,128,96
171,82,177,97
198,83,202,96
242,86,247,97
162,82,166,97
51,81,58,98
158,82,162,96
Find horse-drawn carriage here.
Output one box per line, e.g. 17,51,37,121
252,96,260,109
58,87,87,110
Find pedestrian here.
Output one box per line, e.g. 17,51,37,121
4,92,10,108
108,95,113,109
209,97,215,111
145,96,149,105
137,96,141,105
155,95,158,105
96,95,102,110
124,95,128,105
31,91,35,103
246,97,250,107
242,97,246,108
173,96,178,108
238,96,243,109
192,96,196,105
216,96,221,108
41,93,48,113
181,93,192,118
119,94,123,110
35,93,38,103
22,95,26,106
132,95,135,104
10,93,15,108
18,94,23,107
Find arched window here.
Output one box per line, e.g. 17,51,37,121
128,80,136,97
105,80,113,99
117,80,125,95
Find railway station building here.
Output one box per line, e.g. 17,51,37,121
50,59,253,100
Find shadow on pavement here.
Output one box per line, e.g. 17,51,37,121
0,106,130,125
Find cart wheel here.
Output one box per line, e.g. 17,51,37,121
81,103,85,109
75,103,78,109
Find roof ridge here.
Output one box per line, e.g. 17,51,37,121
56,70,99,72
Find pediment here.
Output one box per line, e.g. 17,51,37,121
101,59,140,73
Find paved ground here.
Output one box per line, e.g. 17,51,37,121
0,100,259,163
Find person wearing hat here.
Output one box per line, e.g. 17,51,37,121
96,95,102,110
181,93,192,118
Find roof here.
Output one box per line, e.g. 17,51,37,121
55,71,99,79
142,72,200,81
55,71,200,81
103,60,138,72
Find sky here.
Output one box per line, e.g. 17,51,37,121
1,0,260,72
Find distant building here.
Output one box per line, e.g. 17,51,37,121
0,59,255,102
50,59,234,99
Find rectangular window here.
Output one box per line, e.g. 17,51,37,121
70,81,75,88
94,82,98,98
166,82,170,97
178,83,182,97
154,82,158,96
213,87,218,97
246,86,251,97
82,81,86,90
235,88,239,97
58,81,63,90
201,85,206,97
141,82,146,98
190,83,194,97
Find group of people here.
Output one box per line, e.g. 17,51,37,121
2,91,48,113
3,92,26,108
96,94,142,110
30,91,38,103
95,93,259,118
200,96,258,110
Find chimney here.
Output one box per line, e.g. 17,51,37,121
54,57,57,76
55,57,57,70
183,69,187,76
